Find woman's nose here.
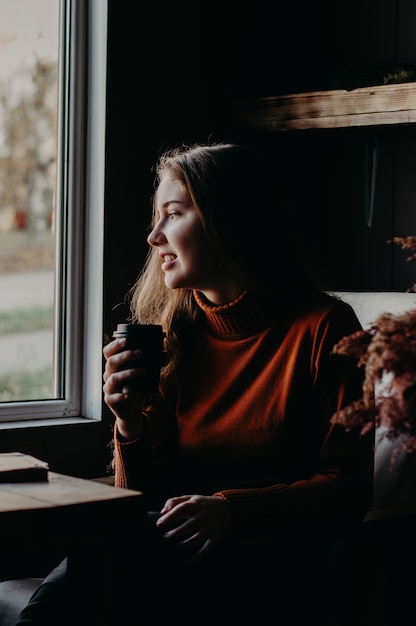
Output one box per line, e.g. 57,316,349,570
147,224,167,247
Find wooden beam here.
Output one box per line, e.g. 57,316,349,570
237,83,416,131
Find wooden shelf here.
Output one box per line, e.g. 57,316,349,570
237,82,416,131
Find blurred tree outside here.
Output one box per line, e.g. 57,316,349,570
0,0,59,401
0,57,57,273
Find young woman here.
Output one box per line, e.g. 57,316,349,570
17,143,373,625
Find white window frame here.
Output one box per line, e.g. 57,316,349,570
0,0,107,427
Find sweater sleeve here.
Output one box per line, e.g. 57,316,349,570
113,394,178,499
214,300,374,540
113,423,149,491
213,424,373,540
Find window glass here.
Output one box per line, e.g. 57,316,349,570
0,0,107,423
0,0,59,402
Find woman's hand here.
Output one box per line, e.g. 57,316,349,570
103,337,147,440
156,494,232,563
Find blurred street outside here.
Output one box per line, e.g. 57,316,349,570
0,229,54,379
0,270,54,376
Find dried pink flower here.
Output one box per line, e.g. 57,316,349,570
330,233,416,453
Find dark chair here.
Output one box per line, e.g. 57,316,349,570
0,578,43,624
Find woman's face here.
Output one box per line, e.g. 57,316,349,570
147,174,241,305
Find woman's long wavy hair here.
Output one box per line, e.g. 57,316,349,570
128,142,319,382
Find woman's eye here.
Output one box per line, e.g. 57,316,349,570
168,211,179,219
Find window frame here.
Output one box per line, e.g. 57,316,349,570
0,0,107,427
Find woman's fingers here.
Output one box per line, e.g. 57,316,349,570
156,494,232,562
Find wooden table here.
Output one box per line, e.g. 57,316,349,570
0,471,145,554
0,472,145,624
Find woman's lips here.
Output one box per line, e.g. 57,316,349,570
161,254,176,271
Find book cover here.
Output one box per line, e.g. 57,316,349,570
0,452,49,482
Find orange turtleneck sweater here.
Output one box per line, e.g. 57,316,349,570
113,290,374,541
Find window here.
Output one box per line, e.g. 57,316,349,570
0,0,107,425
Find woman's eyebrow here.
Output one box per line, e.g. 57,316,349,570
161,197,192,210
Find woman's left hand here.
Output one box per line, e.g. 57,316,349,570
156,494,232,563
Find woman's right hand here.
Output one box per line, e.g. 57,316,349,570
103,337,147,440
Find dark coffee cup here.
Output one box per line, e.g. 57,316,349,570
112,323,164,394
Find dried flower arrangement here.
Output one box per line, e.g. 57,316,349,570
330,236,416,456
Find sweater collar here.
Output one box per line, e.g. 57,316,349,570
193,289,269,335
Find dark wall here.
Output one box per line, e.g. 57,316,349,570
104,0,416,318
103,2,258,338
